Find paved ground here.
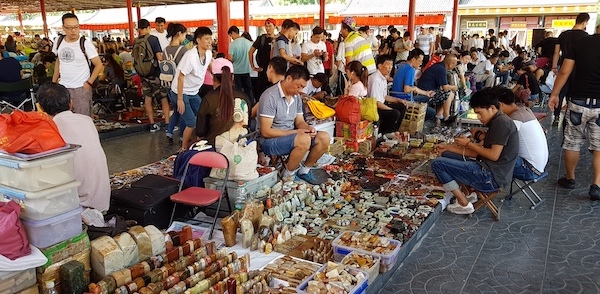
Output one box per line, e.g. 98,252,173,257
101,111,600,294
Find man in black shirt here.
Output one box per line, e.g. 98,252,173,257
549,32,600,201
550,13,590,124
487,29,497,53
534,31,558,67
249,18,277,101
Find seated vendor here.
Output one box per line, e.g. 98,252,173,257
301,73,329,100
258,65,330,184
390,48,436,121
431,87,519,214
196,57,250,147
417,54,458,124
36,82,111,212
367,54,406,135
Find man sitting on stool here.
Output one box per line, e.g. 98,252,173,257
258,65,330,184
431,87,519,214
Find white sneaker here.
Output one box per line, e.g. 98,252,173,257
447,202,474,215
150,123,160,132
315,154,336,168
466,192,478,204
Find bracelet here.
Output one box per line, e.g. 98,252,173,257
474,130,483,142
86,81,93,87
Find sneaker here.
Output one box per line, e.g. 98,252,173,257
174,126,179,132
295,170,321,185
466,192,478,203
150,123,160,132
557,177,576,189
589,184,600,201
447,202,474,215
166,134,173,144
315,154,336,168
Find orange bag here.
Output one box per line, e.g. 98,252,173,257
0,110,66,154
335,95,361,124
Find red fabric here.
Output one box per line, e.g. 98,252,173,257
335,95,362,124
422,54,442,73
132,74,143,96
324,41,334,70
170,187,222,206
0,110,66,154
0,201,31,260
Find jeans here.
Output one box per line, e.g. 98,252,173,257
262,134,316,156
234,73,255,106
495,70,510,85
166,99,186,136
168,90,201,127
513,157,540,181
431,153,499,193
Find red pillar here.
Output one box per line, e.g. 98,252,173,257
127,0,135,45
40,0,48,38
216,0,231,54
71,8,75,14
451,0,459,40
319,0,326,28
18,9,24,35
407,0,416,41
243,0,249,33
136,3,142,22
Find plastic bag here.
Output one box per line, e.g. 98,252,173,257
0,110,66,154
210,139,259,181
307,99,336,119
0,201,31,260
545,71,556,90
359,97,379,122
335,95,361,124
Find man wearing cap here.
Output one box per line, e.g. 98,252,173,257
249,18,277,99
340,17,376,75
301,26,328,76
228,26,255,105
196,58,251,147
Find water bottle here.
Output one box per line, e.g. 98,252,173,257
43,281,58,294
235,182,247,211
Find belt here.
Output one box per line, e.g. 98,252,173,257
523,159,543,177
569,98,600,108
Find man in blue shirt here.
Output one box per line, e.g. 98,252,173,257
417,54,458,124
391,48,436,120
228,26,255,105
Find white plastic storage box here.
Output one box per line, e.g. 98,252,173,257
21,206,83,248
203,170,277,204
0,152,75,192
313,120,335,144
332,232,402,273
0,181,80,221
0,268,37,294
296,264,369,294
340,251,381,284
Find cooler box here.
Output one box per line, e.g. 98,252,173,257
0,181,80,221
0,152,75,192
0,268,37,294
21,206,83,248
313,120,335,143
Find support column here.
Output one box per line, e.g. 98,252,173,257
319,0,326,28
18,8,24,35
136,3,142,22
40,0,48,37
71,8,75,14
127,0,135,46
216,0,231,54
407,0,416,41
451,0,459,40
243,0,249,32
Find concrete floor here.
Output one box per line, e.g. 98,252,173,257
101,111,600,294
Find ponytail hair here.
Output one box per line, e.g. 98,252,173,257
359,65,369,88
167,23,187,39
216,66,234,122
347,61,369,87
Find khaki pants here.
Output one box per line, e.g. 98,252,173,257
67,86,93,117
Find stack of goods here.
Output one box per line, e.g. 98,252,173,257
399,102,427,135
335,120,373,154
297,261,368,294
109,156,176,190
0,150,84,292
262,255,322,292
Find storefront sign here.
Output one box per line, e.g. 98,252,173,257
552,19,575,28
467,21,487,29
510,22,527,28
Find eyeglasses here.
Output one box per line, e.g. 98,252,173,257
63,25,79,30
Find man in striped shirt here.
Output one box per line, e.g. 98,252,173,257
340,17,376,75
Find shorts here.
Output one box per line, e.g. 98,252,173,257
262,133,316,156
562,100,600,152
430,89,451,106
168,90,201,128
142,77,167,104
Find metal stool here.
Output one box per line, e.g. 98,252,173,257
503,172,547,210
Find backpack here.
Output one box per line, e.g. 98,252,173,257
158,46,183,88
56,35,95,81
133,35,155,77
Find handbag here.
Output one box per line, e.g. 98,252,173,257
0,201,31,260
516,74,532,103
0,110,66,154
211,137,259,181
307,99,336,120
359,97,379,122
335,95,361,124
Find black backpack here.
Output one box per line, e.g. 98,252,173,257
56,35,96,83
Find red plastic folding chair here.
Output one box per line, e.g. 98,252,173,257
169,151,229,239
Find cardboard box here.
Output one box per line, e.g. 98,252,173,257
336,120,373,142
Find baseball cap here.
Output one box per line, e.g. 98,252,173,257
265,18,276,26
342,17,356,31
212,57,234,75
